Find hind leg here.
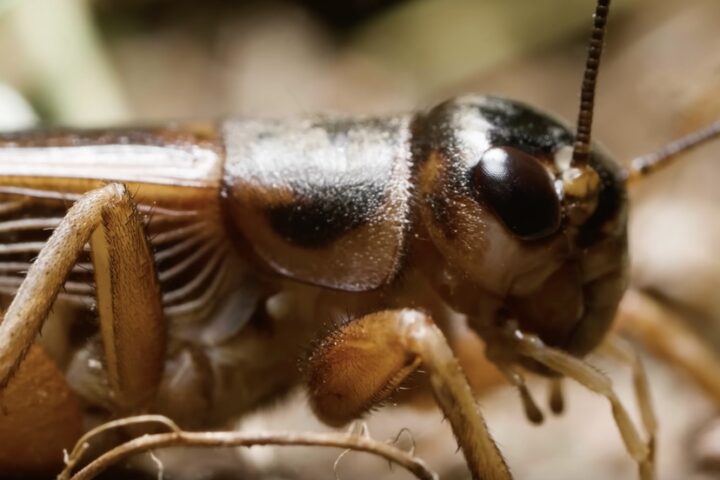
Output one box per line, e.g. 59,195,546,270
0,183,166,410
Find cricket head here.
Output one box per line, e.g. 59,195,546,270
417,95,628,356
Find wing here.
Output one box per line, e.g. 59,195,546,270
0,126,238,323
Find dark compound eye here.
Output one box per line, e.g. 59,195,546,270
470,146,561,240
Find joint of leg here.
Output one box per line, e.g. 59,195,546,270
306,310,427,427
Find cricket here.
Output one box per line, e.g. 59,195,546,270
0,0,719,479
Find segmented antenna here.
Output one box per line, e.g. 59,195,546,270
572,0,611,166
627,119,720,182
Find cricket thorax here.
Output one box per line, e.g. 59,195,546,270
221,115,414,292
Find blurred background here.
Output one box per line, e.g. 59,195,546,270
1,0,719,479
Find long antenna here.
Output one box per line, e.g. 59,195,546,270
626,119,720,182
571,0,720,183
572,0,612,166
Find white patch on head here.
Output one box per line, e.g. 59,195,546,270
554,145,574,172
553,145,574,198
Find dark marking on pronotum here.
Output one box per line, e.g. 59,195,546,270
266,183,386,248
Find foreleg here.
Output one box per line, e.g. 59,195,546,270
513,331,654,480
306,309,512,480
600,336,657,479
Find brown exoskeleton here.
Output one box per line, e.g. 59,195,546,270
1,0,719,478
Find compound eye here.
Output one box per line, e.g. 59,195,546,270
471,146,561,240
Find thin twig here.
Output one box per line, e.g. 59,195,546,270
60,416,438,480
60,415,182,479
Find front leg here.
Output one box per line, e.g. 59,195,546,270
306,309,512,480
0,183,165,410
510,330,655,480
